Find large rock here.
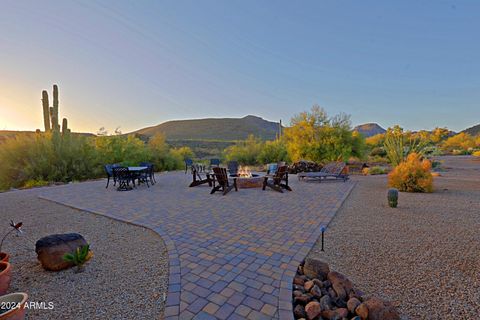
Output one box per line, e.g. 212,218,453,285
347,297,361,314
293,304,307,319
304,301,321,320
35,233,88,271
303,258,330,280
355,303,369,319
364,297,400,320
319,295,334,311
327,271,353,300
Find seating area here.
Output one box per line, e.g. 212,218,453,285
104,163,155,191
297,161,349,182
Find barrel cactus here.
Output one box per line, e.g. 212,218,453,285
387,188,399,208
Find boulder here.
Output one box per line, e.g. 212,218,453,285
310,284,322,299
294,304,307,319
304,301,321,320
364,297,400,320
347,297,361,314
355,303,368,319
304,280,315,292
321,308,348,320
319,295,334,311
327,271,353,299
303,258,330,280
294,276,305,286
35,233,88,271
294,294,313,305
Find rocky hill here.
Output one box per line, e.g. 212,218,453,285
353,123,386,137
462,124,480,136
131,115,282,141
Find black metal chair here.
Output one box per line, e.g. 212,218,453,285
185,159,193,174
139,162,156,184
104,164,114,188
112,167,133,191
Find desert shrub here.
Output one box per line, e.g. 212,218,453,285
388,153,433,192
370,147,387,157
384,125,428,166
473,150,480,157
95,134,149,166
368,166,387,175
365,133,385,147
0,132,98,190
224,135,263,165
284,105,366,162
148,133,182,170
170,146,194,161
257,139,289,164
441,132,476,154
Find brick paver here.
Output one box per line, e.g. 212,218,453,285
39,172,355,319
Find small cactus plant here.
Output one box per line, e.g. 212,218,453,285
387,188,399,208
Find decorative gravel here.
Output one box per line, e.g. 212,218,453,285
308,156,480,319
0,189,168,320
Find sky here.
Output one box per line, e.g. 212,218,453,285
0,0,479,133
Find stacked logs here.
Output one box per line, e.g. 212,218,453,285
293,258,400,320
288,161,323,174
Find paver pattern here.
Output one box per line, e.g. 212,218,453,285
39,172,354,319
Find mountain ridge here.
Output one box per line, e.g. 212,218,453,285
130,115,282,141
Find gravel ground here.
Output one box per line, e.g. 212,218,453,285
308,156,480,319
0,189,168,320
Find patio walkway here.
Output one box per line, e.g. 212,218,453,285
39,172,355,319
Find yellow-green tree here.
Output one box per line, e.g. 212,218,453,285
441,132,476,154
284,105,364,163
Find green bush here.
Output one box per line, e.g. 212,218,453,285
257,139,289,164
224,135,263,165
284,105,366,163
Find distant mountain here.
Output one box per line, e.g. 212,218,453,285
353,123,386,137
462,124,480,136
131,115,282,141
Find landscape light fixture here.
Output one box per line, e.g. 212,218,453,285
320,225,326,251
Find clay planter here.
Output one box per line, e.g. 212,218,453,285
0,263,12,295
0,293,28,320
0,254,9,263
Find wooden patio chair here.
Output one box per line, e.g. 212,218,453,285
263,165,292,193
189,165,213,187
211,167,238,195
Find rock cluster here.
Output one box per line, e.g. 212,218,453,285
288,161,323,174
293,258,400,320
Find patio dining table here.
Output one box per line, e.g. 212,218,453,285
128,166,148,172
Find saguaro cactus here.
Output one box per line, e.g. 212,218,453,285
42,90,51,132
52,85,60,131
61,118,69,135
387,188,399,208
41,84,67,133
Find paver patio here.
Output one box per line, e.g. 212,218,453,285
39,172,355,319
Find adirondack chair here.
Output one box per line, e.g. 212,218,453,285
297,162,349,182
227,161,239,176
189,165,213,187
263,165,292,193
211,167,238,195
209,158,220,170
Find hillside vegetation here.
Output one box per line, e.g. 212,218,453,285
132,115,281,140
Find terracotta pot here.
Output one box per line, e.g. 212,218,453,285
0,293,28,320
0,262,11,295
0,253,9,263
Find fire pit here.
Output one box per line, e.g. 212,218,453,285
230,166,265,188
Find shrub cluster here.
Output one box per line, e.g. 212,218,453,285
388,153,433,192
0,132,191,191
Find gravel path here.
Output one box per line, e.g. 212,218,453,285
0,189,168,320
308,156,480,319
